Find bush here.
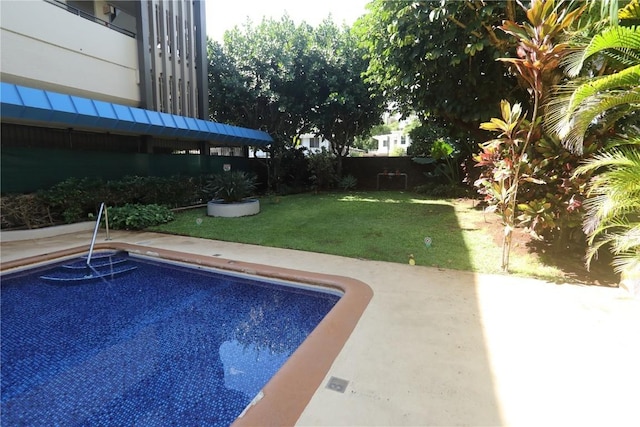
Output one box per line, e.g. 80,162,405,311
308,148,338,191
107,204,174,230
1,175,204,229
203,171,258,203
38,177,106,224
1,194,53,229
105,176,201,207
277,147,310,194
338,175,358,191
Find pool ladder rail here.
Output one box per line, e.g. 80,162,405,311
87,202,111,266
40,203,136,283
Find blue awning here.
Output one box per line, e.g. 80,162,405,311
0,82,272,146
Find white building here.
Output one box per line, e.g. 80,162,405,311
299,133,332,154
0,0,271,192
371,130,413,156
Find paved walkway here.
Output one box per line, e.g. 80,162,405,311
2,229,639,426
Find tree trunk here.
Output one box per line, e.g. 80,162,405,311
501,228,512,272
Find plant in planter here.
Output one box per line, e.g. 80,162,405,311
204,171,260,217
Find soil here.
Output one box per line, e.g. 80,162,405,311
454,198,619,287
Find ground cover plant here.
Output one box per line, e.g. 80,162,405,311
149,191,615,284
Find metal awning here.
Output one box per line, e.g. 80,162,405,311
0,82,272,146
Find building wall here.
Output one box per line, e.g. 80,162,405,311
299,133,331,154
0,0,140,106
0,0,207,118
371,130,412,156
138,0,208,118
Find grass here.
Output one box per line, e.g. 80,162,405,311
149,191,575,281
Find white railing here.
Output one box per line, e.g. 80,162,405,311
86,203,107,266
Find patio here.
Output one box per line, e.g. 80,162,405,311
2,228,639,426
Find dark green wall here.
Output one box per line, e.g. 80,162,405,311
1,148,249,193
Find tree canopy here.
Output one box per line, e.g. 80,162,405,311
208,16,316,143
309,20,385,174
354,0,528,138
208,15,384,171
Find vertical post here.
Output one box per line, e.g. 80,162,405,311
104,204,111,241
87,203,105,266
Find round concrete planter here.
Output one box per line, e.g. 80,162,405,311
207,199,260,217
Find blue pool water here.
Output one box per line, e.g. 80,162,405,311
1,252,340,426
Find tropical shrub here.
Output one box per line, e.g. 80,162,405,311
307,147,338,191
2,175,204,229
574,141,640,275
105,175,200,207
203,171,258,203
474,0,587,271
338,174,358,191
414,183,471,198
107,204,174,230
547,10,640,277
38,177,105,223
276,146,310,194
517,136,602,245
413,138,464,186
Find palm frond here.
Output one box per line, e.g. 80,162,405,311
569,65,640,111
619,0,640,21
583,195,640,234
586,227,640,273
547,65,640,132
580,142,640,273
613,224,640,253
585,233,615,268
563,25,640,76
610,252,640,275
600,46,640,66
576,142,640,175
578,145,640,201
558,87,640,153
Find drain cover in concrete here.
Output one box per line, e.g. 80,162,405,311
326,376,349,393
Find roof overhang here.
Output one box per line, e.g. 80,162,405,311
0,82,272,147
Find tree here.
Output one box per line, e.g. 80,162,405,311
207,39,250,125
210,16,317,140
370,124,392,135
354,0,528,140
209,16,385,187
208,16,327,192
310,20,385,177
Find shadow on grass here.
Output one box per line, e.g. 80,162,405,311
468,199,618,286
528,240,619,286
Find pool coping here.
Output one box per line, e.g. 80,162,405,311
0,242,374,427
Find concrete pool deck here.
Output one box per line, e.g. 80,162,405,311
2,229,640,426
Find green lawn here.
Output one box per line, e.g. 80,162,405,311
150,191,573,280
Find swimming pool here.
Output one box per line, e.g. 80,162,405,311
0,244,373,426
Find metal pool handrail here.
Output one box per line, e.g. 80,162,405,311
87,203,106,266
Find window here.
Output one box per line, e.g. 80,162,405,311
383,137,389,148
401,136,406,145
309,137,320,148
